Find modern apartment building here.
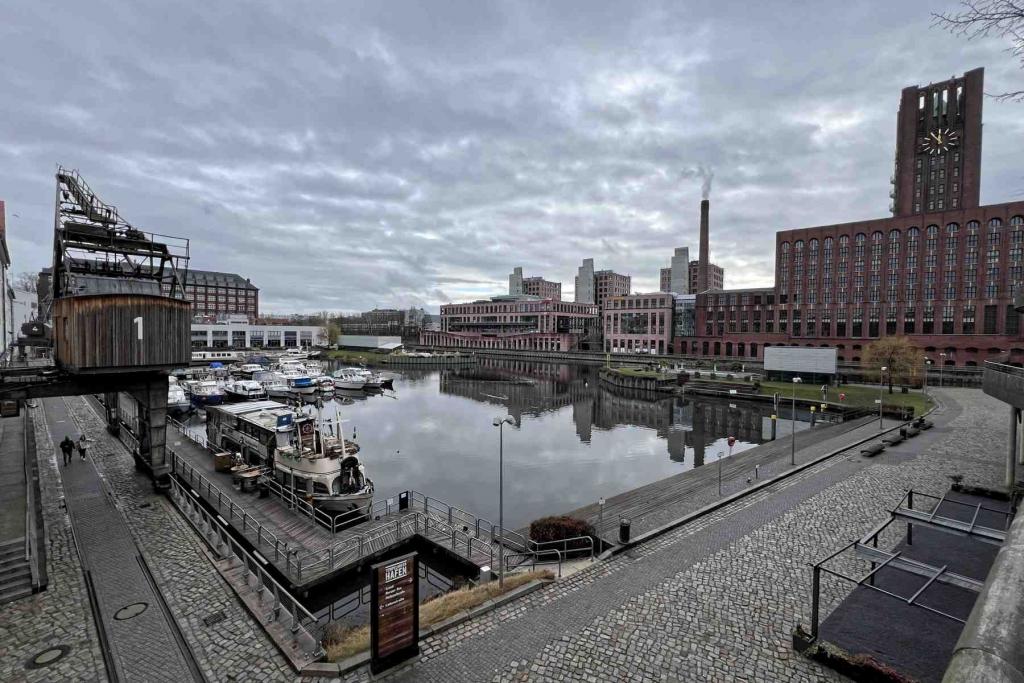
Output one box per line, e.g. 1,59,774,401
603,292,675,355
421,295,598,351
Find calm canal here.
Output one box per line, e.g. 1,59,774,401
312,358,806,530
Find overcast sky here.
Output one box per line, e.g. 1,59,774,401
2,1,1022,313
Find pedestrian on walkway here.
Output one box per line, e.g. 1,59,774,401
77,434,89,461
59,435,74,467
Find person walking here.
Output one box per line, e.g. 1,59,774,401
77,434,89,461
59,435,74,467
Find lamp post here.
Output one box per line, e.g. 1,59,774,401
939,352,946,387
492,415,515,590
879,366,888,429
791,376,803,466
923,358,931,397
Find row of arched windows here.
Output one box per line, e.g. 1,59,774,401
780,216,1024,258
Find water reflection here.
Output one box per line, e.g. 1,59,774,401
313,358,799,529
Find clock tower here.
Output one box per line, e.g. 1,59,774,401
891,67,983,217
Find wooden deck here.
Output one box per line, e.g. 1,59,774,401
167,434,497,589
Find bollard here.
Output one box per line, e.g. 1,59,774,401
619,518,631,544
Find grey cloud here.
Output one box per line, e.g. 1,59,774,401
1,1,1021,312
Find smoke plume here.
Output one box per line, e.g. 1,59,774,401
698,166,713,200
681,165,714,200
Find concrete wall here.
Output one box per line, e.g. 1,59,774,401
943,508,1024,683
982,364,1024,410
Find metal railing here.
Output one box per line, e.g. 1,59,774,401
167,421,578,578
168,449,306,578
504,548,564,577
168,475,324,658
167,417,207,448
985,360,1024,378
408,489,595,564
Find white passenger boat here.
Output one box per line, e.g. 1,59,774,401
331,367,367,390
234,363,265,378
204,402,373,518
167,377,191,416
224,379,269,402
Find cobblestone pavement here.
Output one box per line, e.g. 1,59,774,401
64,396,296,682
0,406,105,682
582,415,893,539
47,397,200,682
361,389,1003,682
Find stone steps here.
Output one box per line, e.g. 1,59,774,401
0,537,33,605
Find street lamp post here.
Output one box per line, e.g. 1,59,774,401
879,366,888,429
791,376,803,466
923,358,931,397
939,352,946,388
493,415,515,590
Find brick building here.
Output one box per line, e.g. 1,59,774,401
509,266,561,300
420,295,598,351
594,270,631,310
659,255,723,294
689,260,724,293
686,68,1024,368
177,269,259,320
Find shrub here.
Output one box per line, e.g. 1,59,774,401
693,371,701,378
709,372,718,379
529,515,595,546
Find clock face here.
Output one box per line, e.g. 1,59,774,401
920,127,960,155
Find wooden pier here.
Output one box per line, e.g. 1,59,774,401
166,426,498,592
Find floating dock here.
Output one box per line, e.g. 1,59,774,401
166,424,499,593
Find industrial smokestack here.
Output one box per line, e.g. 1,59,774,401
697,199,710,293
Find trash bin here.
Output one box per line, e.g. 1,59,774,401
899,427,908,438
258,483,270,499
619,518,631,544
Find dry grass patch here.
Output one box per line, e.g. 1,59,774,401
323,569,553,662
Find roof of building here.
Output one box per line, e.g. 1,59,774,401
185,269,258,290
70,275,162,296
703,286,775,294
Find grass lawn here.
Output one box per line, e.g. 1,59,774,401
758,380,934,415
606,366,670,379
323,570,553,661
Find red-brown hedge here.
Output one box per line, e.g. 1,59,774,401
529,515,596,545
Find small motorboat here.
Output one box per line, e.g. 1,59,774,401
331,368,367,390
189,380,226,408
167,377,191,416
224,379,269,402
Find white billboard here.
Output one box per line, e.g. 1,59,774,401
763,347,837,375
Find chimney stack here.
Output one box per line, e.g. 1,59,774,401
697,199,710,293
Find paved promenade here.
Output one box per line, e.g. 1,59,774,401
0,396,296,682
364,389,1003,682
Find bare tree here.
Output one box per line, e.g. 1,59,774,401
12,271,38,294
934,1,1024,101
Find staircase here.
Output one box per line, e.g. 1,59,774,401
0,537,33,604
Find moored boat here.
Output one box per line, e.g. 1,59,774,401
224,379,269,402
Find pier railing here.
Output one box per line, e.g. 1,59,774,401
166,420,581,577
168,475,324,658
167,417,207,448
407,490,595,564
168,449,307,578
